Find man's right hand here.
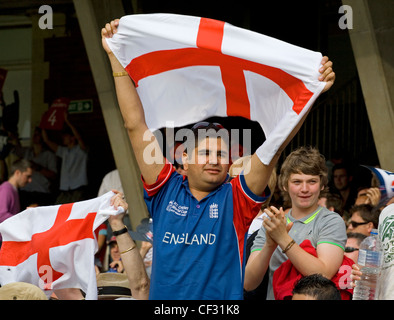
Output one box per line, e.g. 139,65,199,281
101,19,120,54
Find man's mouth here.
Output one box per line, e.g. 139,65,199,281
204,168,221,174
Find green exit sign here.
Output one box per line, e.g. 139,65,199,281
68,99,93,113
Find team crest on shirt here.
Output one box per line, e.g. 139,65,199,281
209,203,219,219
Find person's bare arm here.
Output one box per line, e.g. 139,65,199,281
41,129,59,153
109,190,150,299
263,206,343,279
102,19,164,184
64,112,87,151
244,243,276,291
244,207,293,291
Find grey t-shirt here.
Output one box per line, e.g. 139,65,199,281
250,206,347,300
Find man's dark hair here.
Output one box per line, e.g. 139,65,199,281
292,273,341,300
332,162,353,177
182,122,229,157
350,204,380,229
326,193,344,216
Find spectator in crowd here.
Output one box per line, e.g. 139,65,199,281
291,273,341,300
105,236,124,273
318,192,344,217
331,163,358,214
42,112,88,204
0,158,32,246
375,202,394,299
94,223,108,271
354,186,381,207
244,147,347,300
344,232,367,263
11,127,58,207
351,202,394,299
347,204,380,236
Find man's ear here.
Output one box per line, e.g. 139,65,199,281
367,222,374,233
182,152,189,171
13,169,22,178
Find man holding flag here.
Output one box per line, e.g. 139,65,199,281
101,15,335,299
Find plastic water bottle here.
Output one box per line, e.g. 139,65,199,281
352,229,382,300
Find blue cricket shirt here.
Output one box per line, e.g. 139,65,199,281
143,161,269,299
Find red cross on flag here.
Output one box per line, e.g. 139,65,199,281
106,13,326,164
0,191,123,300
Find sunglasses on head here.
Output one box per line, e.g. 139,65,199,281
191,121,224,131
349,220,369,228
345,247,359,253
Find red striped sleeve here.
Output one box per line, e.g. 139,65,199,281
231,174,269,263
142,160,175,197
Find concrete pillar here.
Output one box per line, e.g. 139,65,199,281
73,0,149,229
342,0,394,171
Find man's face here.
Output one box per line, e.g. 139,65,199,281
183,137,229,192
110,243,120,262
347,211,371,236
286,173,322,211
16,168,33,188
333,168,350,191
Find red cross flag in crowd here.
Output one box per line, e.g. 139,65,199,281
0,191,123,300
105,13,326,165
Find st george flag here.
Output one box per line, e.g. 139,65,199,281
0,191,123,300
106,13,326,164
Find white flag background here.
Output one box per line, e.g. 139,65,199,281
106,13,326,164
0,191,123,300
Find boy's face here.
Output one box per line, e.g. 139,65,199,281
286,173,323,211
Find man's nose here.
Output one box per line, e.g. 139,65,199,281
208,153,218,164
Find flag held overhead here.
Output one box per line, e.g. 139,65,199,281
106,13,326,164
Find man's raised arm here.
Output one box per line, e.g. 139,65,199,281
101,19,165,184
